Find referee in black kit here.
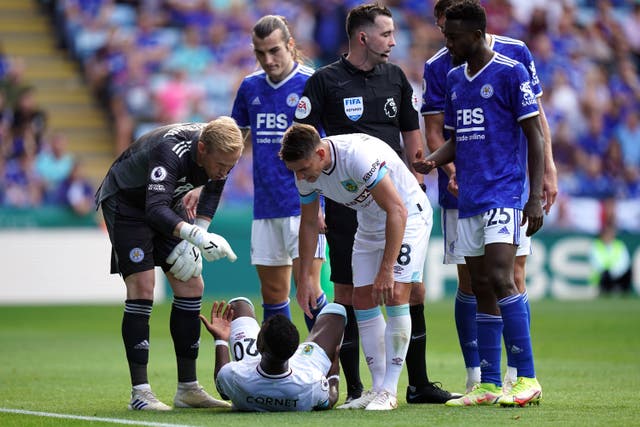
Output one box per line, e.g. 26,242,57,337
294,3,458,405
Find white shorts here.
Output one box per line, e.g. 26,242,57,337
444,208,531,262
251,216,326,266
456,208,532,257
229,315,331,372
352,211,431,287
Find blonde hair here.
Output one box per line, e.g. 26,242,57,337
200,116,243,154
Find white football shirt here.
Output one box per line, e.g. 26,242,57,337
296,133,430,234
216,342,331,412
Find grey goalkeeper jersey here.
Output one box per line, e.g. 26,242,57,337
95,123,226,236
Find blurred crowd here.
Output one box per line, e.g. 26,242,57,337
0,45,95,215
3,0,639,232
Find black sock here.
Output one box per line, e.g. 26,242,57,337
170,296,202,383
406,303,429,387
122,299,153,386
339,304,362,394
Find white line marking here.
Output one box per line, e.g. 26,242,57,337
0,408,198,427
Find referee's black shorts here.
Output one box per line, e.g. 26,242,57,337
324,198,357,285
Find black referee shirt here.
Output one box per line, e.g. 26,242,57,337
294,55,420,154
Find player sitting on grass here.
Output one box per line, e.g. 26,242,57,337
199,297,345,411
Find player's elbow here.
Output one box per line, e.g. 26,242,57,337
389,203,408,223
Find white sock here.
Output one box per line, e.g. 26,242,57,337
355,307,386,392
381,304,411,395
178,380,198,389
466,367,481,390
505,366,518,383
133,383,151,391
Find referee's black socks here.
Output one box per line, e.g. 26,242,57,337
406,303,429,386
339,304,363,398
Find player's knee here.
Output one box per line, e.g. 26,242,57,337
333,284,353,304
409,282,425,304
318,302,347,323
513,260,527,293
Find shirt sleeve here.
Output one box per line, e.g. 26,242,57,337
197,178,226,220
295,72,325,128
311,376,331,411
296,178,318,204
515,44,543,98
443,70,455,131
512,63,540,122
422,58,447,115
215,363,234,401
144,142,185,235
397,67,420,132
231,80,250,128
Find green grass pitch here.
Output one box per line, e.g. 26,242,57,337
1,296,639,426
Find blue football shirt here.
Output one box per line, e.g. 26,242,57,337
422,35,542,209
443,53,539,218
231,63,314,219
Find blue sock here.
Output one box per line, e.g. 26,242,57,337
522,290,531,328
477,312,503,386
499,294,535,378
304,293,328,331
262,299,291,323
454,290,480,369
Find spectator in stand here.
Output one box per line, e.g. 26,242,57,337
164,25,213,78
164,0,214,30
3,145,43,208
10,86,47,157
312,1,349,66
576,111,611,159
110,54,154,153
0,155,5,204
0,90,12,157
609,58,640,117
154,67,203,125
56,160,95,216
35,132,74,202
60,0,114,62
574,154,616,200
132,10,170,75
621,2,640,67
616,109,640,170
0,42,11,80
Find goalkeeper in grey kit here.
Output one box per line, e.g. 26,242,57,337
95,117,242,411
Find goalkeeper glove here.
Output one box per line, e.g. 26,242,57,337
180,223,237,262
166,240,203,281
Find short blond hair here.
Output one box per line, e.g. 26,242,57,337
200,116,243,154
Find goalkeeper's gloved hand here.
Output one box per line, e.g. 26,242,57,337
180,223,238,263
166,240,202,281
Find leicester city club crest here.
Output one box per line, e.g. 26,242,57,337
480,84,494,99
341,179,358,192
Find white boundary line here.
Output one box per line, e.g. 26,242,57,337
0,408,197,427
